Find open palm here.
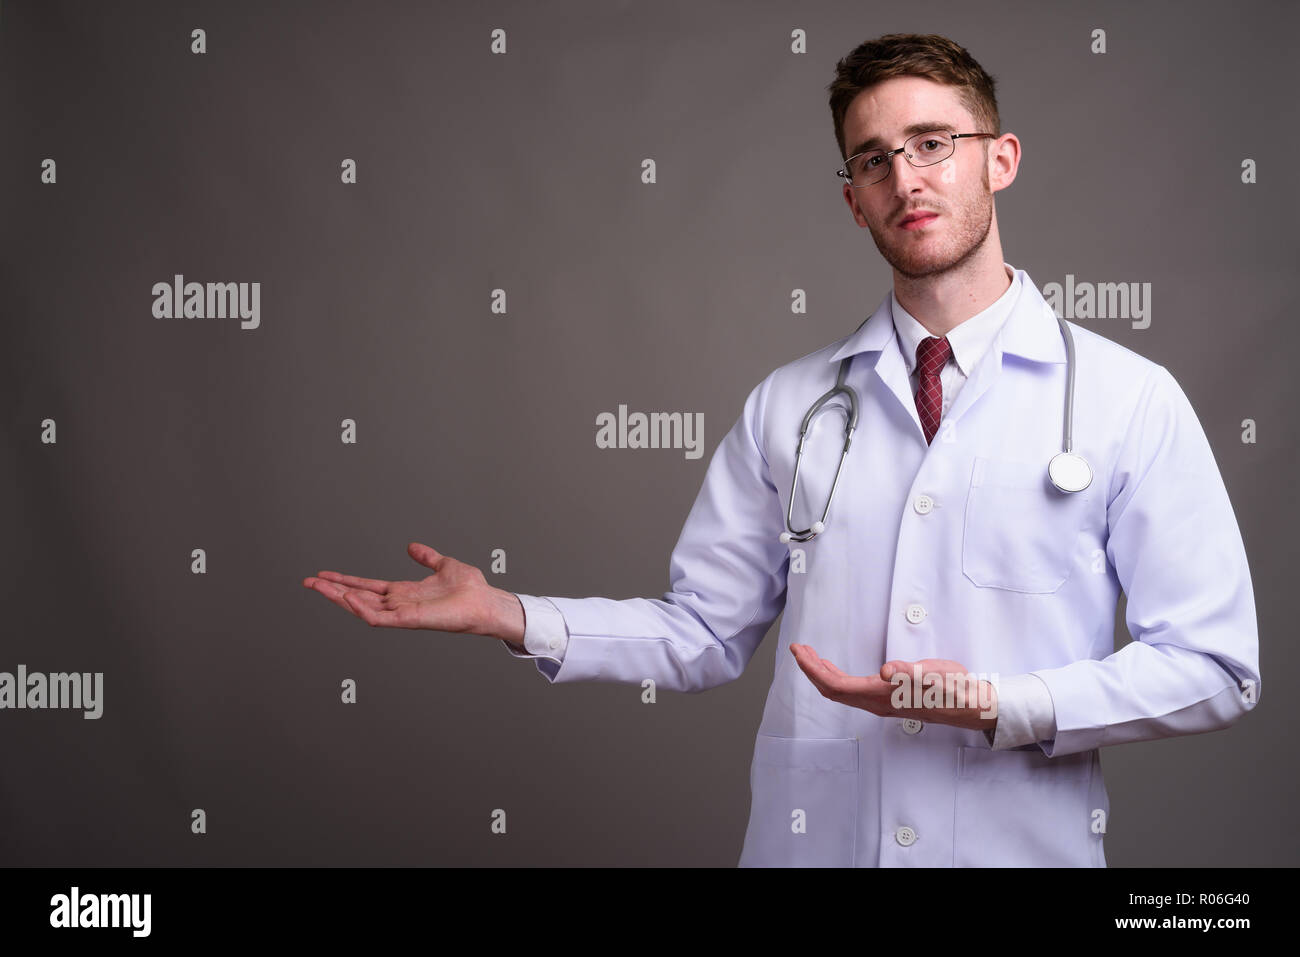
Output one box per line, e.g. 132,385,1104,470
302,542,488,633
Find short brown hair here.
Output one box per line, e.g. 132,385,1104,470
827,33,1001,161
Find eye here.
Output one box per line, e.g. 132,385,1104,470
864,154,885,168
919,138,943,153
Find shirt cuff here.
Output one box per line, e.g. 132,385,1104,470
983,673,1057,750
499,594,568,663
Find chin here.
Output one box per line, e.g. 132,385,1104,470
888,245,959,277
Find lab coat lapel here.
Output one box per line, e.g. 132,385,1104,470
939,337,1002,433
941,275,1068,431
826,298,994,448
827,270,1068,446
871,335,922,438
828,299,924,441
999,275,1069,366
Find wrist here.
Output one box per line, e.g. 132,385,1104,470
482,587,527,648
978,680,999,732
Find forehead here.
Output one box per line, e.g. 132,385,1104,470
842,76,974,154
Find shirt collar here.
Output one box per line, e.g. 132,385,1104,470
892,263,1020,377
828,262,1067,366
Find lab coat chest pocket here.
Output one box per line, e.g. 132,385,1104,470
739,734,858,867
962,456,1091,593
953,746,1103,867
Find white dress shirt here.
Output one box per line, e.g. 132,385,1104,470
505,263,1060,750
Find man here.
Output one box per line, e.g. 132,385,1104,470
303,34,1260,867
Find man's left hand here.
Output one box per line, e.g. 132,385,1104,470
789,645,998,732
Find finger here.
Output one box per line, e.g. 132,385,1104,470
314,570,391,594
841,675,892,696
814,656,849,686
408,542,446,570
343,589,385,611
305,579,364,615
797,663,832,697
794,643,827,666
880,659,914,680
798,646,840,680
344,590,414,628
789,644,822,675
793,651,838,694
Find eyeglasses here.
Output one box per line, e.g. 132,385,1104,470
836,130,994,187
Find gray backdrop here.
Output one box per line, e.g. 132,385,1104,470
2,0,1295,866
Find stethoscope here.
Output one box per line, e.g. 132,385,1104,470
780,314,1092,544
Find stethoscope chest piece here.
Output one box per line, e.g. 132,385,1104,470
1048,451,1092,493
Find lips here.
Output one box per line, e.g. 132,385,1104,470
898,211,939,228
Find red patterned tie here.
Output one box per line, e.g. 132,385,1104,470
914,335,952,445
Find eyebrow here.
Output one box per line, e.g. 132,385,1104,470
848,122,957,157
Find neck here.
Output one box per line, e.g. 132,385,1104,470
892,238,1010,338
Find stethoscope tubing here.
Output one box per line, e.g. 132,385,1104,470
781,314,1089,544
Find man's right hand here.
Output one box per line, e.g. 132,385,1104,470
301,542,527,648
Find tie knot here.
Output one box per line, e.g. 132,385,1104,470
916,335,951,377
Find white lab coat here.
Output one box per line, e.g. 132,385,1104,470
515,265,1260,867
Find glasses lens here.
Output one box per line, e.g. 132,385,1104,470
907,130,954,167
846,150,887,186
843,131,956,186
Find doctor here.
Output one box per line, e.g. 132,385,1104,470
303,33,1260,867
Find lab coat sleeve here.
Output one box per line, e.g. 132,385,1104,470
518,374,791,692
1030,364,1260,758
984,673,1057,750
500,594,567,663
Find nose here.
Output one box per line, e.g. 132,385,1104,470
889,150,927,193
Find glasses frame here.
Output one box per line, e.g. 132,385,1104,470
836,131,995,188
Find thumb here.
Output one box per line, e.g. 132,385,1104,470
408,542,444,568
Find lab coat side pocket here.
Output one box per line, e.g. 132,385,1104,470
952,746,1103,867
738,734,859,868
961,456,1091,594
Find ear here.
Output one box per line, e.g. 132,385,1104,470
987,132,1021,193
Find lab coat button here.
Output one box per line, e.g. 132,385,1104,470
902,718,923,734
548,638,561,651
913,494,933,514
905,603,927,624
895,826,917,847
